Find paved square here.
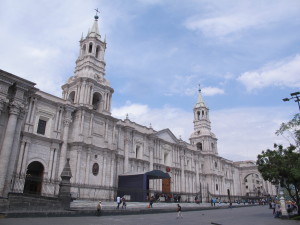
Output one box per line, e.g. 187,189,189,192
1,206,299,225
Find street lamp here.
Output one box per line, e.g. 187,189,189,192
282,91,300,111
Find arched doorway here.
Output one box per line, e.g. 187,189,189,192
23,161,44,195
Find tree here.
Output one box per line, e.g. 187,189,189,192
257,114,300,215
257,144,300,215
276,113,300,150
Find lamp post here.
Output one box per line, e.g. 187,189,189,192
283,91,300,111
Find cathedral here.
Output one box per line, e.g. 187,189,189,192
0,15,276,202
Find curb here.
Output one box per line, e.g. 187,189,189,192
0,204,258,218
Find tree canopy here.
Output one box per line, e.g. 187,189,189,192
257,113,300,215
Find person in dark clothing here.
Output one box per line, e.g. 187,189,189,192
149,196,154,208
176,204,183,219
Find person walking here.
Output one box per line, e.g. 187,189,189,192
116,196,121,209
121,196,127,209
176,204,183,219
96,201,102,216
149,196,154,208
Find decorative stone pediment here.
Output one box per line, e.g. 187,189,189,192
154,129,178,144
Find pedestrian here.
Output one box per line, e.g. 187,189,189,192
149,196,154,208
271,201,276,214
96,201,102,216
121,196,127,209
176,204,183,219
211,198,213,206
116,196,121,209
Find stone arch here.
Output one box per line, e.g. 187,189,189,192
95,45,100,58
68,91,75,103
92,92,102,111
23,161,44,195
243,172,263,197
88,42,93,53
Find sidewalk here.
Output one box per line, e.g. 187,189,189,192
1,200,258,218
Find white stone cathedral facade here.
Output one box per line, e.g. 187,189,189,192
0,15,276,202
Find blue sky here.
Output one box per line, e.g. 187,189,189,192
0,0,299,161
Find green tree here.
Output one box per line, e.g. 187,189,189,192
257,145,300,215
257,113,300,215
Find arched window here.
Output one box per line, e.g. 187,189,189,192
197,111,200,120
92,92,101,110
202,110,204,118
95,45,100,58
68,91,75,103
89,43,93,53
196,142,202,151
211,143,214,150
216,184,218,191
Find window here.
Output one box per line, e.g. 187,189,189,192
215,161,218,168
37,119,47,135
96,46,100,58
89,43,93,53
246,186,248,189
216,184,218,191
92,163,99,176
68,91,75,103
92,92,101,110
197,111,200,120
196,142,202,151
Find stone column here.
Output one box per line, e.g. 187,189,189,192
21,140,30,174
75,148,82,183
195,160,200,193
79,79,86,104
124,131,130,173
51,148,58,180
58,112,72,176
0,104,20,196
149,147,154,171
110,154,115,187
102,152,107,186
48,147,55,179
16,139,26,175
84,148,91,184
180,155,185,193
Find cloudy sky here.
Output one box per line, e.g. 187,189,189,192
1,0,299,161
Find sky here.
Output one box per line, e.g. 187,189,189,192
0,0,299,161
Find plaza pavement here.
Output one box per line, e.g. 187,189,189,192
0,204,299,225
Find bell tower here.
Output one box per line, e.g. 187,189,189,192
62,12,113,115
189,87,218,154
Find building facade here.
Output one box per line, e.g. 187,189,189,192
0,15,276,202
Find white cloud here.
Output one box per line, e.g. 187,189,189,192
112,103,292,161
184,1,300,39
202,87,224,96
211,107,292,161
112,103,193,140
237,55,300,91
